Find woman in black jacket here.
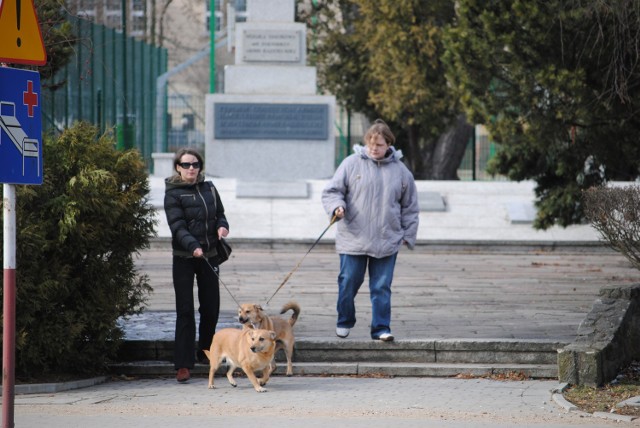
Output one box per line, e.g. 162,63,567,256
164,148,229,383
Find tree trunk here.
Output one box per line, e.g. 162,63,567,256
406,124,428,178
430,114,473,180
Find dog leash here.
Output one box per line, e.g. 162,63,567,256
265,215,338,305
203,257,242,310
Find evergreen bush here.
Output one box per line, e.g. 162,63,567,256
0,122,156,378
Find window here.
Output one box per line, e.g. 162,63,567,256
205,0,248,33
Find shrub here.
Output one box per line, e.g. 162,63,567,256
583,185,640,271
0,122,156,377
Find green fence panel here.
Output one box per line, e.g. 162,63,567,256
42,15,167,167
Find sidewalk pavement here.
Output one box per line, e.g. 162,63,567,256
125,242,640,344
9,177,640,426
13,376,636,427
132,174,633,345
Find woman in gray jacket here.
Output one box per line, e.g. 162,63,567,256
322,119,419,341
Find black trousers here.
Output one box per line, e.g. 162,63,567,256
172,255,220,370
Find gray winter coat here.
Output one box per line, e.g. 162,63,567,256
322,145,419,258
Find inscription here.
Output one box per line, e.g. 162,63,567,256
242,30,302,62
214,103,328,140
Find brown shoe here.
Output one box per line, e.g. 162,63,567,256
176,368,190,383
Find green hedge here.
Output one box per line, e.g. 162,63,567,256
0,122,156,378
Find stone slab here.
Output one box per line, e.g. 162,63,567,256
617,395,640,408
151,152,174,177
236,181,310,199
224,65,317,95
247,0,294,22
418,191,446,211
214,103,328,140
235,22,306,66
241,28,303,63
205,94,336,181
507,201,536,224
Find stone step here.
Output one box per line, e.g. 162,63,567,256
117,338,565,366
109,360,558,379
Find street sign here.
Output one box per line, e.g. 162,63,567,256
0,0,47,65
0,66,43,184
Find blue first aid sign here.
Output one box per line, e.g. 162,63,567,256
0,66,43,185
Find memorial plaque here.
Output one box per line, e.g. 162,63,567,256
242,29,302,63
215,103,328,140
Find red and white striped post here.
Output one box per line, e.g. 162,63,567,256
3,183,17,428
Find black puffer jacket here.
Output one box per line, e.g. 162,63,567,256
164,174,229,257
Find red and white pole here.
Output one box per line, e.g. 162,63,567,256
3,184,16,428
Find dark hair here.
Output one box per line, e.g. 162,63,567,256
364,119,395,146
173,148,204,173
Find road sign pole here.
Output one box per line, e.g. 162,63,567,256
2,183,17,428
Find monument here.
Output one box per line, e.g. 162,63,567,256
205,0,336,197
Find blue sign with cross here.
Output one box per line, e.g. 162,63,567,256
0,66,43,185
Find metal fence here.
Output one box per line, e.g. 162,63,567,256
41,16,167,168
458,125,505,181
165,90,206,155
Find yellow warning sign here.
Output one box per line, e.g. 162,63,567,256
0,0,47,65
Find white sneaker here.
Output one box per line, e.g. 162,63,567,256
378,333,394,342
336,327,350,338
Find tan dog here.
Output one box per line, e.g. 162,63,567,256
237,301,300,376
203,327,277,393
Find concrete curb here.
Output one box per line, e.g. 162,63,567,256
592,412,638,423
147,236,609,252
108,360,559,379
8,376,108,396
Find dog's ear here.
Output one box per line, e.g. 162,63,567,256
269,331,277,340
255,304,263,311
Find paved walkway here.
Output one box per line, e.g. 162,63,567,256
17,244,628,427
123,242,640,344
8,176,640,426
12,376,633,427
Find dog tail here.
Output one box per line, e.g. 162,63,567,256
280,301,300,327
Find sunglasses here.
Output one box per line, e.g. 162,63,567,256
178,162,201,169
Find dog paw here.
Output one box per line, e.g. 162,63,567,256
230,382,237,388
255,387,267,393
208,385,215,389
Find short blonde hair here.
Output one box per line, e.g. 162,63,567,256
364,119,395,146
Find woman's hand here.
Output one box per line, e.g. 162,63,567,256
334,206,345,219
193,248,204,258
218,227,229,239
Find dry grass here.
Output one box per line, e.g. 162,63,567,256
563,361,640,417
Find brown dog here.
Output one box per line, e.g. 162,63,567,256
203,327,277,393
237,301,300,376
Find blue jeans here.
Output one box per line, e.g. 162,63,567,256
336,253,397,338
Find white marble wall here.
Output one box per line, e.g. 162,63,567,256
149,176,601,243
